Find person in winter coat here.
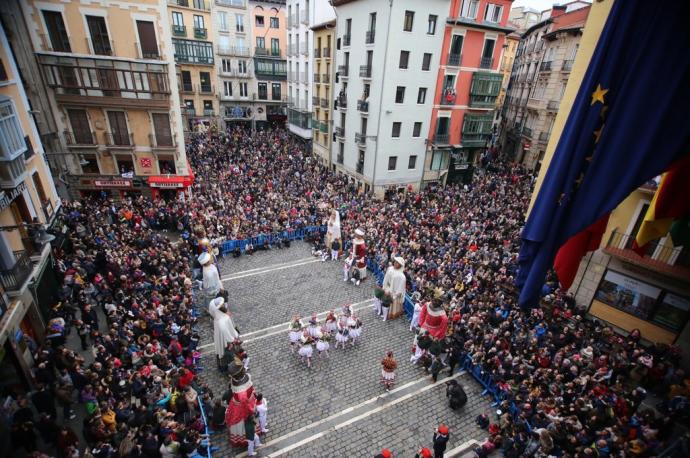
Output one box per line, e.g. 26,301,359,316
433,424,450,458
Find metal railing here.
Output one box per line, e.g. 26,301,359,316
433,133,449,144
323,48,331,58
300,9,309,25
198,84,214,94
342,34,351,46
357,99,369,112
172,25,187,37
359,65,372,78
180,82,194,93
539,61,552,71
547,100,560,111
168,0,210,10
320,97,329,108
312,96,320,106
338,65,349,77
365,30,375,44
322,74,330,84
335,126,345,137
447,53,462,66
215,0,245,6
313,73,320,83
355,132,366,144
203,109,215,116
216,45,250,56
337,95,347,109
522,127,532,137
0,251,32,292
562,59,574,71
149,133,176,148
538,131,549,142
314,48,321,58
105,132,134,147
604,231,690,280
480,56,494,69
64,130,96,146
194,27,208,39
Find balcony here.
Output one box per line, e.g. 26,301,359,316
433,133,449,145
203,109,215,117
0,156,28,188
562,59,574,71
184,107,197,117
480,57,494,69
172,25,187,37
313,73,320,83
37,54,171,109
217,46,250,57
522,127,533,137
441,89,456,105
323,48,331,58
314,48,321,58
319,122,329,134
337,95,347,109
148,133,176,149
300,9,309,25
255,47,281,58
105,132,134,148
168,0,210,10
215,0,245,7
538,131,550,143
180,82,194,93
225,106,253,119
338,65,349,77
290,14,298,29
357,99,369,113
0,251,32,293
194,27,208,39
335,126,345,138
359,65,372,78
547,100,560,111
447,53,462,67
300,42,308,55
342,34,351,47
320,97,329,108
604,231,690,281
355,132,367,145
64,130,96,147
539,61,552,72
198,83,214,94
322,74,330,84
365,30,375,44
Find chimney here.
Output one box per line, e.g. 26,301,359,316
550,5,567,18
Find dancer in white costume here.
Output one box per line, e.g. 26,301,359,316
315,329,330,358
298,331,314,368
288,316,302,353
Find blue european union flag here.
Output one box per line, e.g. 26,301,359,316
517,1,690,307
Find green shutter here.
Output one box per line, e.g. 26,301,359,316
462,113,493,147
469,72,503,108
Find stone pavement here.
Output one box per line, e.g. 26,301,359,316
196,243,491,457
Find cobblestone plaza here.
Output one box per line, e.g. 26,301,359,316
195,243,491,457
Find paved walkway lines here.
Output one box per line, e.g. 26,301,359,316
220,258,321,282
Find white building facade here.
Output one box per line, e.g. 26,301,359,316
331,0,449,196
215,0,255,129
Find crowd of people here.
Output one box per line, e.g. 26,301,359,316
1,125,686,458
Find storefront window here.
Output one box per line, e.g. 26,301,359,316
594,271,660,319
652,293,690,332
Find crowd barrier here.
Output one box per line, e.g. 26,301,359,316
219,226,327,256
190,279,213,457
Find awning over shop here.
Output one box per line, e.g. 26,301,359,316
147,162,195,189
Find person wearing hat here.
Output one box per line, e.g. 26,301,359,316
433,424,450,458
199,251,223,308
374,448,393,458
209,296,239,371
348,228,368,285
382,256,407,320
415,447,433,458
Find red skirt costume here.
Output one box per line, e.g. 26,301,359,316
225,375,257,447
418,304,448,340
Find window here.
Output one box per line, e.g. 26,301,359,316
399,51,410,69
222,58,231,73
172,39,214,64
417,87,427,104
80,154,99,174
422,53,432,71
461,0,479,19
270,17,279,28
42,10,71,52
413,122,422,137
395,86,405,103
203,100,213,114
403,11,414,32
116,155,134,175
256,37,265,49
236,14,245,33
218,12,229,32
172,11,184,27
107,111,130,146
194,15,205,29
240,82,248,97
482,38,496,67
256,15,264,27
199,72,211,92
431,150,449,170
66,108,92,146
388,156,397,170
484,4,503,23
357,150,365,174
136,21,158,58
238,60,248,73
271,38,280,55
368,12,377,32
272,83,281,100
180,70,192,91
427,15,437,34
86,15,112,55
392,122,401,138
258,82,267,99
224,81,233,97
595,271,661,321
408,155,417,169
151,113,173,147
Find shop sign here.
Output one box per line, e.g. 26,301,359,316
93,179,133,188
0,182,27,212
150,182,184,188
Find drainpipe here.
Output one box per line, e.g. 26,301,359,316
370,0,394,197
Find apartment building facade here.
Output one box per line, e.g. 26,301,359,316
331,0,449,196
286,0,313,142
311,20,336,164
215,0,255,129
250,0,287,128
22,0,192,200
500,5,589,172
424,0,512,187
0,22,63,393
168,0,219,132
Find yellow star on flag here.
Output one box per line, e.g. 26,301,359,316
591,84,609,105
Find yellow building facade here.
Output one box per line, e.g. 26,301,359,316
311,20,335,165
22,0,191,200
0,21,62,392
530,0,690,351
497,29,518,107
